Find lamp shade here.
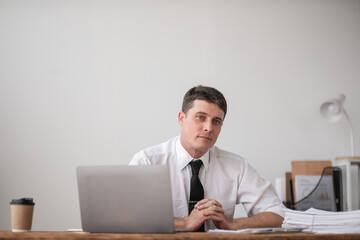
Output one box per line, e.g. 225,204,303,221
320,94,355,156
320,94,346,123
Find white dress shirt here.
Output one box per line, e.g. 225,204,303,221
129,136,285,230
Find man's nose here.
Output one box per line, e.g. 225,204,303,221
203,119,213,132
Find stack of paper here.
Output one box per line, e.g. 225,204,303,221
282,207,360,233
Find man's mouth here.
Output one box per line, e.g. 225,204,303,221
198,135,212,141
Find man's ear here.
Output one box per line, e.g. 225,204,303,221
178,111,186,126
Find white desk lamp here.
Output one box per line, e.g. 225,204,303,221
320,94,355,156
320,94,360,210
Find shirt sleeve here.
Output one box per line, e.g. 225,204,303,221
237,159,285,218
128,151,150,165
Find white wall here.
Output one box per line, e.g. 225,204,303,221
0,0,359,231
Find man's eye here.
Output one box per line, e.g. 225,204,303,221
213,119,223,126
197,115,205,120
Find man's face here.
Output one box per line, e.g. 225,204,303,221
178,99,225,158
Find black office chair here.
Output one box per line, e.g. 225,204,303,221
285,167,342,211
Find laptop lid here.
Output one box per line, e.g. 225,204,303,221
76,165,174,233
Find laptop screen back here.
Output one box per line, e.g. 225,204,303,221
76,165,174,233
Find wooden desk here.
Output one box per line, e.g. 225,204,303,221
0,231,360,240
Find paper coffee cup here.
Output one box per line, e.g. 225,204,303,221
10,198,35,232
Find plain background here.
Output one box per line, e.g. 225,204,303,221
0,0,359,231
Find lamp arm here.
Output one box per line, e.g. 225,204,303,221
343,109,355,156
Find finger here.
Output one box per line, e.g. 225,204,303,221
194,198,211,207
202,209,228,221
203,212,227,224
189,208,211,222
205,199,222,208
195,198,221,207
208,215,224,222
200,206,225,216
196,199,223,210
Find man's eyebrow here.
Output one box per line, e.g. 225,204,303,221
196,111,208,115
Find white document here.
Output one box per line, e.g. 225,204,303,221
282,207,360,233
209,228,273,233
209,227,303,233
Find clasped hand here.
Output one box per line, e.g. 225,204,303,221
186,198,234,231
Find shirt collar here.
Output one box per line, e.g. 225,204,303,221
175,136,210,172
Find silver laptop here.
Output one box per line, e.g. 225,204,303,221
76,165,174,233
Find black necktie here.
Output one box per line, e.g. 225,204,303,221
189,160,205,232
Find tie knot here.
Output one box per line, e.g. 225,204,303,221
190,160,203,176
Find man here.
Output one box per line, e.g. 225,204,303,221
129,85,284,231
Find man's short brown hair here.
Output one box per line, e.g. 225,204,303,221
182,85,227,118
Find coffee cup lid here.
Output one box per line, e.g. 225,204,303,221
10,198,35,205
